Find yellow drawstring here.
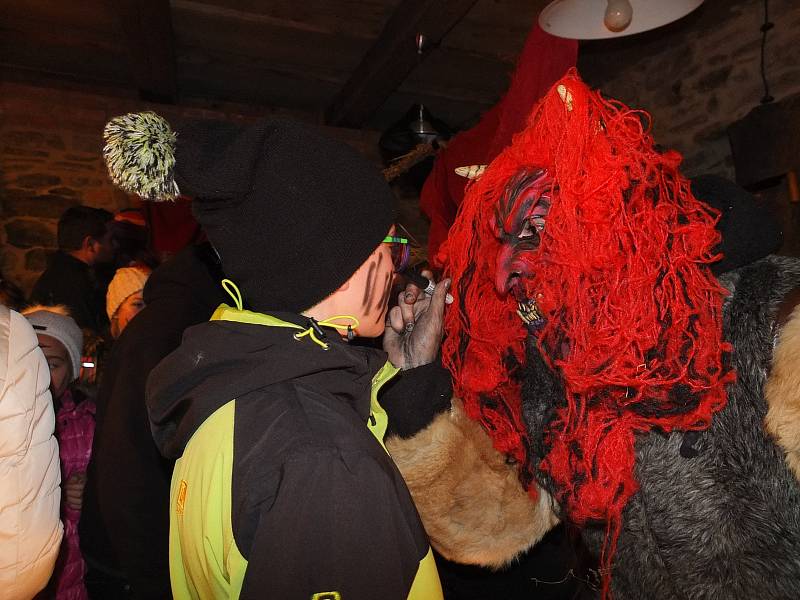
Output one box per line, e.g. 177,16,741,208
293,327,329,350
221,279,244,311
293,315,360,351
315,315,360,332
218,278,359,352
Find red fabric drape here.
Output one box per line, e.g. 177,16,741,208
142,196,204,261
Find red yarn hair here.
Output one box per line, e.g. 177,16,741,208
442,71,735,597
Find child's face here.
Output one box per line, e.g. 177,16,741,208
115,291,145,336
37,334,72,400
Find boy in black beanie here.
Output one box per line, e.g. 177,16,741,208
103,113,448,600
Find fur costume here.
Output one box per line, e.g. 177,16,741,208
526,256,800,598
387,399,558,568
411,71,800,598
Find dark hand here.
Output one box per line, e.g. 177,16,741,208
384,270,451,370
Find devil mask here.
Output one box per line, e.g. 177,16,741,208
441,71,735,595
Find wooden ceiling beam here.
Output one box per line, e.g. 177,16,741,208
115,0,178,103
324,0,479,128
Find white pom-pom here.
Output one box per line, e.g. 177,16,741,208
103,112,180,201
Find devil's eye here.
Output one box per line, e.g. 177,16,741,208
518,217,545,240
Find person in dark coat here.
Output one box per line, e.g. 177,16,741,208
79,242,226,599
30,206,115,335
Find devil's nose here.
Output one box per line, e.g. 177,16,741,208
495,246,515,295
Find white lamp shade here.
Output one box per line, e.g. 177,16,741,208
539,0,704,40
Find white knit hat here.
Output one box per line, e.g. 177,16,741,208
107,267,150,320
24,306,83,381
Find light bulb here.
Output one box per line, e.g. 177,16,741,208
604,0,633,32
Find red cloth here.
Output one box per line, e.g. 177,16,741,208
52,390,95,600
421,23,578,267
143,196,204,261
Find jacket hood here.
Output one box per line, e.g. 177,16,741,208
146,307,389,459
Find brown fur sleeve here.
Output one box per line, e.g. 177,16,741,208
765,304,800,481
386,398,558,569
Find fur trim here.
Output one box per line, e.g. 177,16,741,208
766,303,800,481
386,398,558,568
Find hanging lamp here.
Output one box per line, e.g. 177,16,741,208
539,0,704,40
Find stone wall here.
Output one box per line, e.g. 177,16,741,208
0,81,381,294
579,0,800,179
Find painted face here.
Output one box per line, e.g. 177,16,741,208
37,334,71,401
347,226,396,338
493,168,553,298
114,291,145,337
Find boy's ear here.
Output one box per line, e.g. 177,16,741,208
338,279,351,292
81,234,96,253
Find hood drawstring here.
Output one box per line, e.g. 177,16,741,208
294,315,360,350
221,278,244,310
221,278,359,351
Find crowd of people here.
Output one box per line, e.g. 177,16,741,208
0,204,155,600
0,106,589,599
2,72,799,600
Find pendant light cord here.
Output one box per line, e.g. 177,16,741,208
759,0,774,104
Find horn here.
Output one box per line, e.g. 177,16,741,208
455,164,487,180
557,84,574,112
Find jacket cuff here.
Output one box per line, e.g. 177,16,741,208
381,361,452,439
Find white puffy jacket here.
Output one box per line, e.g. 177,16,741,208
0,304,62,600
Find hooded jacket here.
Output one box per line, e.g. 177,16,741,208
80,242,226,599
147,304,442,600
0,305,62,600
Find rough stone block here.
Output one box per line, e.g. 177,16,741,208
693,124,727,145
4,130,62,148
3,193,79,218
64,153,99,163
696,66,733,92
5,219,56,249
71,133,102,154
14,174,62,188
3,131,45,147
671,112,708,132
2,146,49,158
0,247,20,274
25,248,54,271
52,161,96,172
48,187,81,197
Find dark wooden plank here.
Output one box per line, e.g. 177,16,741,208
443,0,543,62
400,46,512,103
177,54,343,112
171,0,399,40
368,88,493,131
114,0,178,103
0,25,129,85
324,0,480,128
3,0,119,33
171,5,369,76
0,14,124,56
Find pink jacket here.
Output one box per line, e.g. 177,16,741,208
52,390,95,600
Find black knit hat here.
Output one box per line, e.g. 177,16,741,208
103,113,394,312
